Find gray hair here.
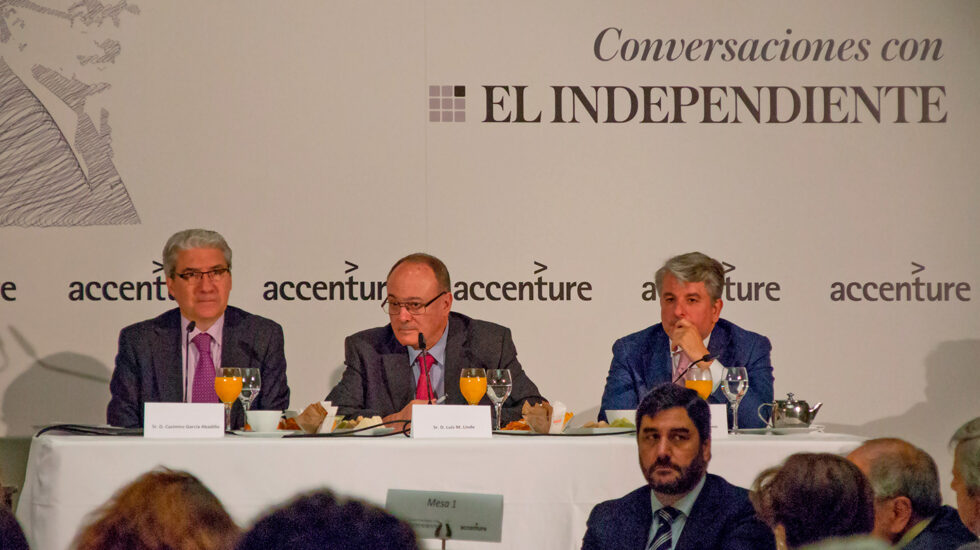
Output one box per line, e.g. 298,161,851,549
951,417,980,497
655,252,725,302
858,438,942,519
162,229,232,278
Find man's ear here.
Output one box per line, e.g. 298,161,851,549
888,496,914,535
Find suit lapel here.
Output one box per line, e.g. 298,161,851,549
648,327,673,387
623,487,655,548
443,313,467,405
676,476,719,550
153,310,183,401
707,321,731,363
381,330,415,407
220,306,247,367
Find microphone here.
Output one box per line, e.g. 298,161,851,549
183,321,196,401
418,333,434,404
671,353,716,384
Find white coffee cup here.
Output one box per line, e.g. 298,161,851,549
605,410,636,424
246,410,282,432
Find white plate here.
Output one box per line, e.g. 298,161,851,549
564,427,635,435
233,430,303,438
737,425,825,435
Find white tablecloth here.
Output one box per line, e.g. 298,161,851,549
16,431,863,550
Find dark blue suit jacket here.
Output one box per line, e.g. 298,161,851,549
904,505,977,550
107,306,290,428
582,473,776,550
599,318,774,429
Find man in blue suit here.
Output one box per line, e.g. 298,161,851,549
599,252,773,429
583,384,775,550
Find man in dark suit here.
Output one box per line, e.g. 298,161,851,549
599,252,773,429
847,438,978,550
326,253,544,426
107,229,289,428
583,383,775,550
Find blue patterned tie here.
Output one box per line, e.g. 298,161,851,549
648,507,680,550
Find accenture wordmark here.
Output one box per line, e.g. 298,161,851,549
641,262,781,302
263,262,385,301
482,85,946,125
68,262,172,302
1,281,15,301
830,263,971,302
453,262,592,302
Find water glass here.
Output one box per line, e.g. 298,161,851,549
485,369,513,431
720,366,749,433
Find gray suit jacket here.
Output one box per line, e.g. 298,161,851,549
326,312,544,425
107,306,290,428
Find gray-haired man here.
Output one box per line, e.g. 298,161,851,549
950,418,980,548
598,252,774,429
107,229,290,428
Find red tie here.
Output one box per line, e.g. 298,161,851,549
415,354,437,401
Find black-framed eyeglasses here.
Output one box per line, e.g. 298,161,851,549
381,291,446,315
175,268,230,282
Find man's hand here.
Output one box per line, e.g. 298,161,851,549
669,319,710,360
382,399,429,429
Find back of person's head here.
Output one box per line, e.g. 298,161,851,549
752,452,875,549
73,468,239,550
851,438,943,520
0,505,29,550
237,490,418,550
951,417,980,498
636,383,711,443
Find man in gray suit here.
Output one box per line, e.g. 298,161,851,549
107,229,290,428
326,253,544,426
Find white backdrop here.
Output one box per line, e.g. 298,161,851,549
1,0,978,505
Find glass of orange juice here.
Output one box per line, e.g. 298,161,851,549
684,366,713,400
459,367,487,405
215,367,243,432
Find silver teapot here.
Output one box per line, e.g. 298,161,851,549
757,393,823,428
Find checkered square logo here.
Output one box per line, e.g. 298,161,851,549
428,85,465,122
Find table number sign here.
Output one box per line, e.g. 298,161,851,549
386,489,503,543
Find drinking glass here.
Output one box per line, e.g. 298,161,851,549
684,366,713,400
459,367,487,406
214,367,242,432
720,367,749,433
485,369,513,431
239,368,261,411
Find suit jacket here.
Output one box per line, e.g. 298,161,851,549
325,312,544,425
598,318,774,429
905,505,977,550
582,473,776,550
107,306,290,428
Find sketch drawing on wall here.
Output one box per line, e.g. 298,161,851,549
0,0,140,227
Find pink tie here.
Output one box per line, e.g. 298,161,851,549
674,351,692,386
416,354,436,401
191,333,218,403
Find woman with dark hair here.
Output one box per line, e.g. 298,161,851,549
73,468,239,550
751,452,876,550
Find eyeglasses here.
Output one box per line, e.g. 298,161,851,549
381,291,446,315
175,268,230,282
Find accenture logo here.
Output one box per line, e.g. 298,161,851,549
67,261,173,302
428,85,466,122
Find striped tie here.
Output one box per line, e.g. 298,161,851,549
648,507,680,550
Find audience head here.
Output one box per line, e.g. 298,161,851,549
655,252,724,340
636,384,711,504
0,505,29,550
950,417,980,535
752,452,875,549
384,253,453,348
236,489,418,550
846,438,942,543
73,468,239,550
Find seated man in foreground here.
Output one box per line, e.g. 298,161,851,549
326,253,545,426
599,251,773,429
107,229,290,428
847,438,977,549
583,383,775,550
950,417,980,548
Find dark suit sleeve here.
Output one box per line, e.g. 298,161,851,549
730,334,773,430
107,327,142,428
497,327,545,424
581,507,604,550
598,337,640,422
325,335,383,419
718,497,776,550
254,322,290,411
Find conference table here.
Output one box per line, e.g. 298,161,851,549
16,430,863,550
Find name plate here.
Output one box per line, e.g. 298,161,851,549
386,489,503,542
411,404,491,439
709,403,730,440
144,403,224,438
